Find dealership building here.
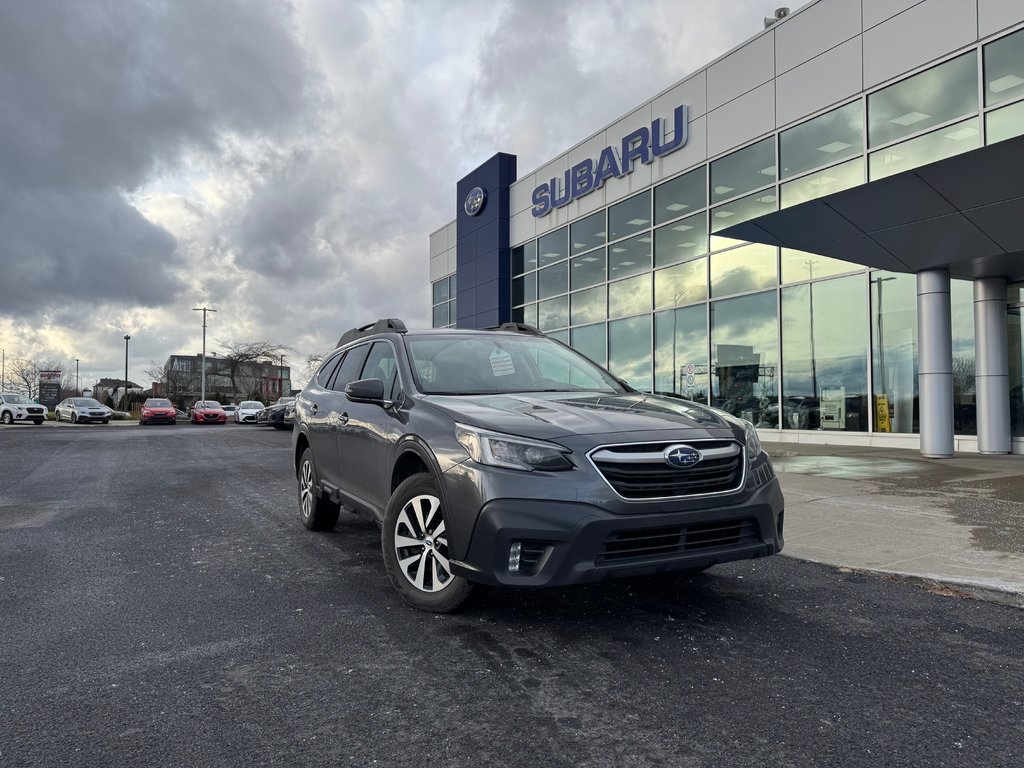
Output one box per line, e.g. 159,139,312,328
428,0,1024,457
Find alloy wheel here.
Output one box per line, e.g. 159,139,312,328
393,494,452,593
299,460,314,520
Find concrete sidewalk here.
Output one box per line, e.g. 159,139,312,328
766,441,1024,608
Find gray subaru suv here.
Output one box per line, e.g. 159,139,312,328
292,319,784,612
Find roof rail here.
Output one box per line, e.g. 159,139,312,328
337,318,408,348
488,322,545,336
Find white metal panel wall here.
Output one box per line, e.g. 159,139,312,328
979,0,1024,36
510,174,534,216
775,0,861,74
652,114,707,183
863,0,979,87
776,37,863,127
706,31,775,110
862,0,923,29
601,104,654,206
707,81,775,158
509,208,536,246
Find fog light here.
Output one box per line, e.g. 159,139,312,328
508,542,522,573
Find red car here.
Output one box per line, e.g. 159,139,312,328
190,400,227,424
139,397,177,425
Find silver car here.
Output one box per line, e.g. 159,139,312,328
55,397,112,424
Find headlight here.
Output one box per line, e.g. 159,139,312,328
743,421,762,462
455,424,573,472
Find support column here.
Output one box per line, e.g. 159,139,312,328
917,269,954,458
974,277,1010,454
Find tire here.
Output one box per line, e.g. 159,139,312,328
55,411,61,423
101,419,109,424
72,413,78,424
381,473,475,613
171,419,176,425
33,419,43,425
1,411,12,425
297,447,340,531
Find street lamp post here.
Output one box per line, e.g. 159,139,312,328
123,336,131,408
75,358,80,396
280,354,285,398
1,348,4,391
192,307,217,402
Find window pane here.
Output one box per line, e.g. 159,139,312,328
780,101,863,178
512,241,537,275
609,274,652,319
711,291,779,426
519,271,537,304
986,100,1024,145
608,233,652,280
710,188,778,232
432,303,448,328
538,227,568,267
984,28,1024,107
710,243,777,297
512,275,525,306
869,117,980,180
654,212,707,268
547,329,569,345
655,258,707,309
571,323,606,366
432,278,450,305
570,285,607,326
608,191,651,241
781,275,868,431
871,272,918,434
537,296,568,331
537,261,568,300
1010,307,1024,437
609,315,652,390
780,157,864,208
570,248,606,290
710,136,775,203
781,248,862,283
449,298,457,323
654,166,706,225
521,302,537,327
868,52,978,147
570,211,606,255
654,306,709,402
951,279,976,436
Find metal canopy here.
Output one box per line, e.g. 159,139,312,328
718,133,1024,282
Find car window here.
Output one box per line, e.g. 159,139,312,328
316,352,344,388
360,341,400,400
328,345,370,392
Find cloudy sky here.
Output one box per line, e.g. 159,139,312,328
0,0,770,389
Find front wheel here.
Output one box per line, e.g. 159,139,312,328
72,413,78,424
297,447,340,531
381,473,476,613
34,419,43,425
101,419,109,424
1,412,12,425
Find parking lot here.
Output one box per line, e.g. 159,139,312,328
1,425,1022,767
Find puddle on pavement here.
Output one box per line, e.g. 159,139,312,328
772,455,925,481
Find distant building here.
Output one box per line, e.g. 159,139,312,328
160,354,291,405
92,378,143,406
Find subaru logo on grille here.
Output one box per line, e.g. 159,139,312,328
664,444,701,468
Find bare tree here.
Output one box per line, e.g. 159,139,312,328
6,358,75,399
219,340,288,400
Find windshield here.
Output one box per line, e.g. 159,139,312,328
145,399,171,407
405,334,626,396
4,394,31,404
197,401,221,408
74,398,104,407
240,401,264,408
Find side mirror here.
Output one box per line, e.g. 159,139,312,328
345,378,386,404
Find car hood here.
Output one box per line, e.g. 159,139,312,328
196,407,224,414
421,392,738,440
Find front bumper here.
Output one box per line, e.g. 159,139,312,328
448,474,784,587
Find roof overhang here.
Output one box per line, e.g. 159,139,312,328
718,133,1024,282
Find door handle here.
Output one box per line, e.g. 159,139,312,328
310,403,319,414
338,412,349,426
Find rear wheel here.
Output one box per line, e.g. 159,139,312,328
381,473,475,613
298,447,340,531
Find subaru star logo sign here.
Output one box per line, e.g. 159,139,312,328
663,444,702,468
464,186,486,216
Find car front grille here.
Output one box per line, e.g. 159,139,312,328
589,440,744,499
596,518,759,564
27,407,43,415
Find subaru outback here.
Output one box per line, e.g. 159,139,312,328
292,319,784,612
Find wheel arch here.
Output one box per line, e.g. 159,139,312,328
390,438,441,495
293,430,311,476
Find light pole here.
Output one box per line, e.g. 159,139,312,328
193,307,217,402
75,358,80,396
1,348,4,391
123,335,131,408
280,354,285,398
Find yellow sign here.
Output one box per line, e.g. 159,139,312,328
875,395,891,432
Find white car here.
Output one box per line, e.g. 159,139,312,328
234,400,265,423
0,392,47,425
55,397,112,424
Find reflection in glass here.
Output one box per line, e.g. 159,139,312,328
710,291,778,427
868,51,977,148
655,258,707,309
521,302,537,327
780,157,864,208
570,248,606,290
655,166,706,225
521,271,537,304
871,272,918,434
710,189,778,232
951,279,976,436
709,234,749,252
537,261,568,300
609,315,653,390
547,329,569,345
654,212,707,268
710,244,777,298
984,28,1024,107
537,296,568,331
608,191,651,242
571,211,606,255
450,297,457,324
538,227,568,266
869,117,979,180
986,101,1024,145
781,276,868,431
780,248,862,283
780,101,863,178
511,241,537,275
432,303,448,328
608,233,652,280
609,274,652,319
432,278,450,305
655,305,708,402
570,285,607,326
1010,307,1024,437
710,136,775,203
571,323,607,366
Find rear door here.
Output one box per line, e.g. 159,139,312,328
319,344,370,490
